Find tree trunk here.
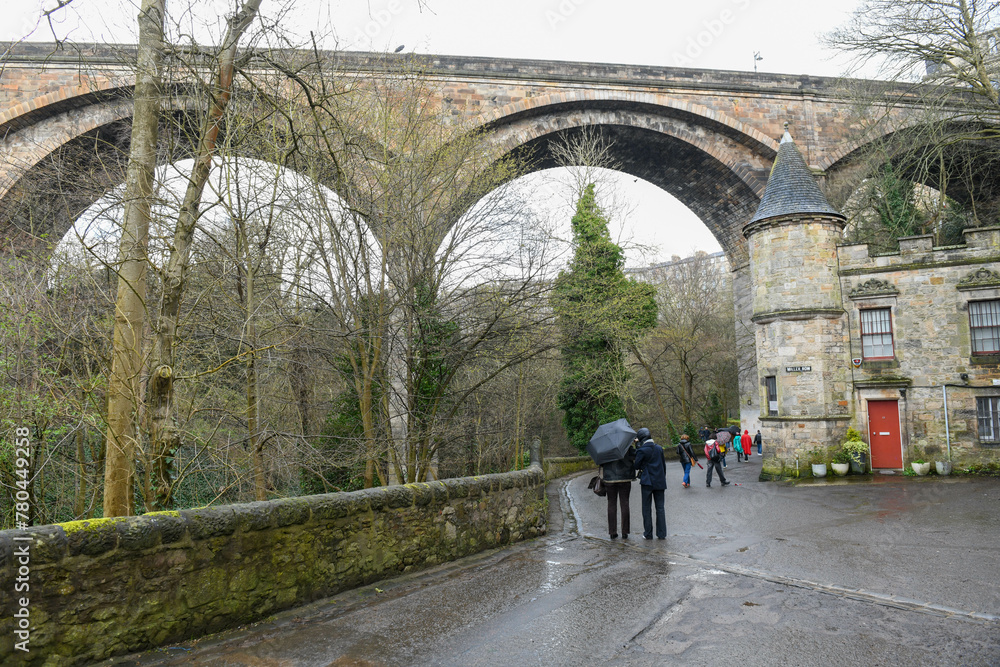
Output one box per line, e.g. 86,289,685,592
103,0,165,517
630,343,671,432
74,422,88,518
248,349,266,500
146,0,263,510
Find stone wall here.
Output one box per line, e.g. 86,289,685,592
0,464,547,666
542,455,595,481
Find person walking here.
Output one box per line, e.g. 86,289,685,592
633,427,667,539
715,428,730,468
741,429,753,462
733,431,746,462
704,438,730,488
676,434,699,488
601,439,635,539
754,429,763,455
698,424,711,445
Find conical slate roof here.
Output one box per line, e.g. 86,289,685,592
749,128,844,224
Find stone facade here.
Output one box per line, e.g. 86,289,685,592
0,465,547,665
835,228,1000,467
746,133,1000,477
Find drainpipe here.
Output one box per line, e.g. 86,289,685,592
942,385,952,461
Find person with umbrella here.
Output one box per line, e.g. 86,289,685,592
714,427,732,468
588,419,637,539
633,427,667,539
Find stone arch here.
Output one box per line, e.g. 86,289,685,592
0,79,127,136
479,91,780,157
0,90,362,252
823,119,1000,215
476,99,778,266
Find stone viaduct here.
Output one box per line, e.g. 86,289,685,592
0,41,952,426
0,41,933,261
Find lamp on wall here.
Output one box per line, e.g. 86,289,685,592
747,398,752,405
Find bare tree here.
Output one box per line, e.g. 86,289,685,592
103,0,166,517
826,0,1000,231
631,252,739,430
272,60,563,484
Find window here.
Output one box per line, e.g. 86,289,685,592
970,300,1000,354
977,396,1000,443
765,376,777,416
860,308,894,359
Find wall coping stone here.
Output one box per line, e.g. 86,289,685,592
0,465,546,565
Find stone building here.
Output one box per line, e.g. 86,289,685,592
746,128,1000,478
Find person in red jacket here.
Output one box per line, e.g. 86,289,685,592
741,429,753,463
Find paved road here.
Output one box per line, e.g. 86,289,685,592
113,456,1000,666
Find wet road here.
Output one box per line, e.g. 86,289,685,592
112,457,1000,666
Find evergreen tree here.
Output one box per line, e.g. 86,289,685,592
553,184,657,453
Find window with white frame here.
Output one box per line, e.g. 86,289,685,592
860,308,894,359
764,376,777,416
976,396,1000,444
970,300,1000,354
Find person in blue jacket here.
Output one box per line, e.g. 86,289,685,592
632,427,667,540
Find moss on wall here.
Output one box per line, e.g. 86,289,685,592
0,465,548,666
543,456,596,481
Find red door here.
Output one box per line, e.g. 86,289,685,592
868,400,902,469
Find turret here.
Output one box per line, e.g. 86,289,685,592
744,126,851,478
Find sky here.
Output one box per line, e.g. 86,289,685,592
5,0,864,267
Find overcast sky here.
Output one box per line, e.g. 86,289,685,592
5,0,864,266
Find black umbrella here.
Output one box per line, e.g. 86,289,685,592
587,418,636,465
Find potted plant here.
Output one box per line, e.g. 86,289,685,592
842,429,869,474
925,444,952,476
809,449,828,478
831,450,851,476
911,446,931,476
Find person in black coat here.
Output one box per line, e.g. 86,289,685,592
633,427,667,540
601,440,635,539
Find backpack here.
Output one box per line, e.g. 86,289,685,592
705,441,721,462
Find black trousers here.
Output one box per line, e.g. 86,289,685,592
706,459,727,485
640,485,666,538
605,482,631,537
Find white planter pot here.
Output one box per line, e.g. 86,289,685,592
811,463,828,478
935,461,952,476
831,462,850,476
911,461,931,476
